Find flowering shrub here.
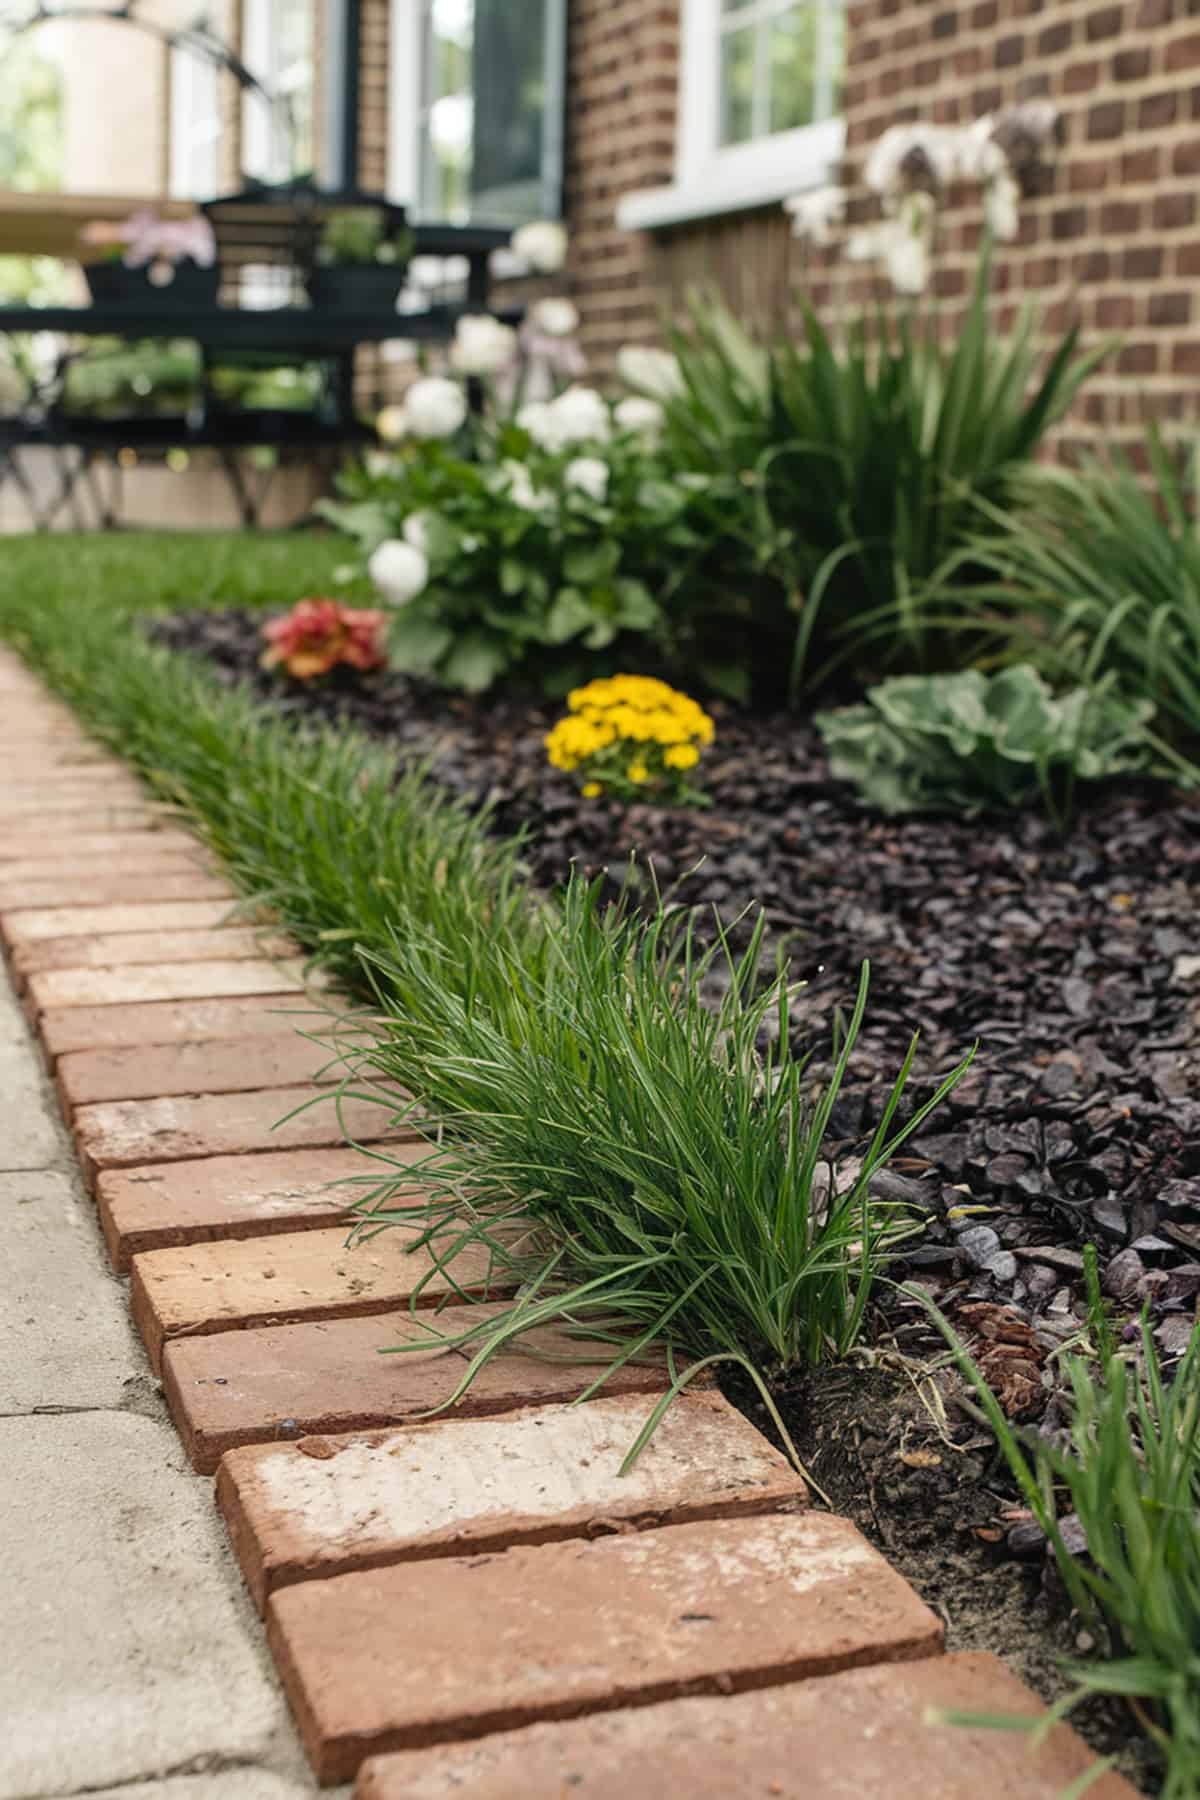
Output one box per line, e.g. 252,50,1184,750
545,675,714,804
324,399,715,694
260,598,387,680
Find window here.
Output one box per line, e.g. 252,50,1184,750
388,0,566,226
618,0,846,231
242,0,315,183
168,46,222,199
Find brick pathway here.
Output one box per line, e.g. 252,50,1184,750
0,647,1139,1799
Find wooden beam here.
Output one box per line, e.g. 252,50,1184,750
0,192,195,259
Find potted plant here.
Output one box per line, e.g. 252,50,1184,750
79,210,219,309
305,206,414,314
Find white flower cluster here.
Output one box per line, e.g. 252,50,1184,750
783,105,1057,296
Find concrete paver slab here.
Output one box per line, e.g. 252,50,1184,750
0,1033,65,1166
217,1391,806,1611
353,1652,1139,1800
267,1512,943,1784
0,1412,290,1800
0,1169,141,1413
0,829,205,865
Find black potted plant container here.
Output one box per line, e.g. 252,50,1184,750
303,206,413,315
84,257,221,310
305,260,407,315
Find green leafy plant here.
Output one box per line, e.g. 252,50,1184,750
325,422,716,695
649,249,1102,700
316,206,413,268
959,432,1200,776
917,1285,1200,1799
815,665,1156,819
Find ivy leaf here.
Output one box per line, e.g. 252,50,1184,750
499,556,527,597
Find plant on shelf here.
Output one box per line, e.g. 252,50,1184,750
78,209,218,307
815,664,1157,820
307,207,415,312
545,674,714,805
259,596,387,680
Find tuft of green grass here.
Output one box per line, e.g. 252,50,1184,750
915,1285,1200,1796
0,533,968,1445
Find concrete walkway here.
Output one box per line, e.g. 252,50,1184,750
0,954,340,1800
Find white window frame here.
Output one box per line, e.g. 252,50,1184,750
386,0,566,223
617,0,845,232
168,46,223,200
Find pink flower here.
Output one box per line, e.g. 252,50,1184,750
260,599,387,679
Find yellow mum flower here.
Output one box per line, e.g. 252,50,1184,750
627,762,649,783
664,743,700,771
581,781,602,798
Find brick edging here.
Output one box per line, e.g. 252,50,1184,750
0,648,1138,1799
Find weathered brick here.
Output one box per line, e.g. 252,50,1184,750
12,927,297,984
353,1654,1141,1800
96,1143,423,1270
0,899,238,946
0,871,232,913
0,828,207,866
28,958,311,1016
55,1030,358,1111
1086,99,1125,138
163,1306,673,1472
39,992,336,1062
217,1391,806,1611
267,1513,943,1785
1149,290,1192,325
132,1222,508,1373
72,1082,414,1182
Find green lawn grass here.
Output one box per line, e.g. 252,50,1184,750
0,529,372,616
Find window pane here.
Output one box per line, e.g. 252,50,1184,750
768,4,817,133
718,23,757,147
419,0,560,224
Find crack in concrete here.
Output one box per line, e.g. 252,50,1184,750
14,1750,283,1799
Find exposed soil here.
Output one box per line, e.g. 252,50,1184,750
152,606,1200,1792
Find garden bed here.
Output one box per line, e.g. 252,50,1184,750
150,605,1196,1794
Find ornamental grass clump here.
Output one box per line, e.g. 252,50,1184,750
260,597,386,680
545,674,714,803
920,1278,1200,1798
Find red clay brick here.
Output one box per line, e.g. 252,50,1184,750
132,1221,508,1374
28,958,310,1015
0,806,165,839
1,899,238,946
13,927,298,984
267,1512,943,1784
0,872,232,912
0,828,208,866
97,1143,422,1270
217,1392,805,1612
72,1082,414,1182
163,1307,671,1472
39,992,335,1060
353,1652,1140,1800
56,1031,354,1110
